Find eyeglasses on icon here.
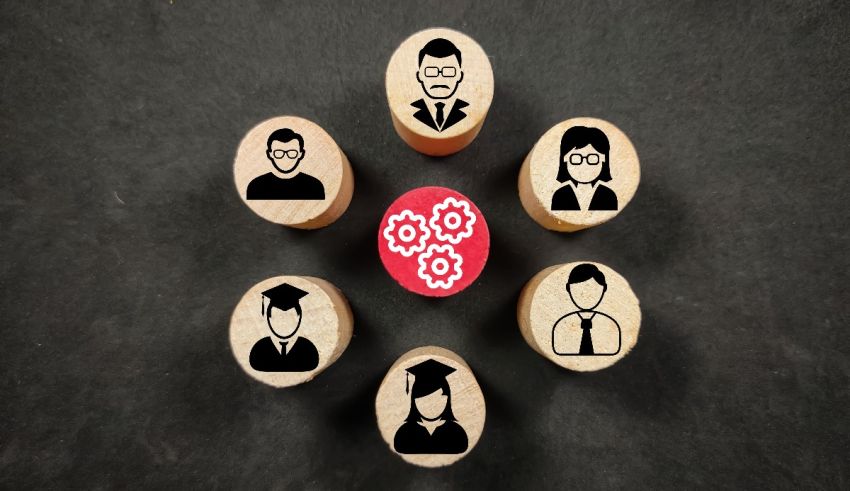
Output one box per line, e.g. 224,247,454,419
565,154,603,165
423,66,458,78
271,150,300,159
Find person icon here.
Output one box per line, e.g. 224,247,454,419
246,128,325,201
551,264,621,356
249,282,320,372
410,38,469,133
393,359,468,454
550,126,618,211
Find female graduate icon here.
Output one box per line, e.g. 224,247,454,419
393,359,469,454
249,282,320,372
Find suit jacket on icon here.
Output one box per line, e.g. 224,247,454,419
249,336,319,372
551,183,618,211
411,99,469,132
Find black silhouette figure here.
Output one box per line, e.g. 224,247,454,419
551,264,621,356
249,283,319,372
247,128,325,201
393,359,468,454
551,126,618,211
411,38,469,133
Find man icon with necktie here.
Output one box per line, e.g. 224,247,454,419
551,264,621,356
249,283,320,372
410,38,469,133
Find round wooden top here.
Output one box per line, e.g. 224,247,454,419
378,186,490,297
229,275,353,388
517,262,641,371
375,346,485,467
233,116,353,229
518,117,640,231
386,28,494,156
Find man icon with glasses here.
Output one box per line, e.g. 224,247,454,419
411,38,469,133
246,128,325,201
551,126,618,211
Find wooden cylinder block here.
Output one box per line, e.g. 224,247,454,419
517,262,641,372
386,28,494,156
233,116,354,229
229,275,353,388
378,186,490,297
518,117,640,231
375,346,485,467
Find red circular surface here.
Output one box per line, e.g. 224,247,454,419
378,187,490,297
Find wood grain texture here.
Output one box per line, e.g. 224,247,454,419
518,117,640,231
229,275,353,388
375,346,485,467
518,262,641,371
386,28,494,156
233,116,354,229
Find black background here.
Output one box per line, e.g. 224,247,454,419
2,1,849,489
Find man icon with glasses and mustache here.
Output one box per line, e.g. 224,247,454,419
411,38,469,133
551,126,618,211
246,128,325,201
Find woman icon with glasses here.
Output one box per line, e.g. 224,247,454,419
550,126,618,211
247,128,325,201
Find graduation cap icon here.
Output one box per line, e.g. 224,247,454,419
393,357,469,455
405,358,456,395
260,283,309,317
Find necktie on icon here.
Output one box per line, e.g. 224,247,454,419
435,102,445,128
579,317,594,355
280,341,287,354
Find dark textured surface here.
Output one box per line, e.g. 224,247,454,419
2,1,849,489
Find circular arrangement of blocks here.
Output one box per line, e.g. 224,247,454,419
229,27,642,466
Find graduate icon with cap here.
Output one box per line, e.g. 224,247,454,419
249,282,320,372
393,358,468,454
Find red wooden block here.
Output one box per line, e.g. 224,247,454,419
378,187,490,297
